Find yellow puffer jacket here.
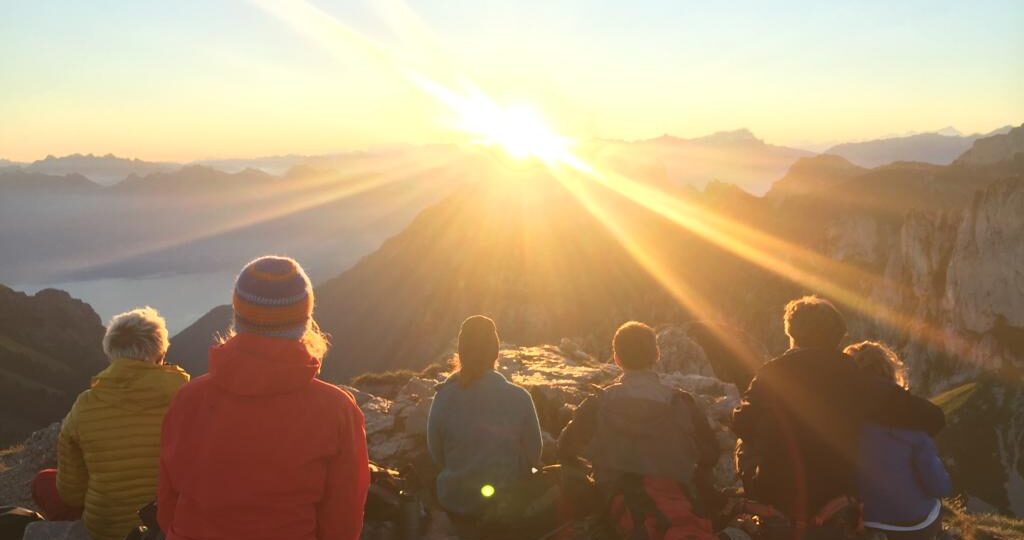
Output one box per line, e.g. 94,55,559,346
57,359,189,540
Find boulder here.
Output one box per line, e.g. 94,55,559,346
22,521,88,540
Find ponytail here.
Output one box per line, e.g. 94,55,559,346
455,315,500,387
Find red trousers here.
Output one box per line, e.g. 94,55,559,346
32,469,83,521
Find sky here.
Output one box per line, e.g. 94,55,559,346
2,0,1022,162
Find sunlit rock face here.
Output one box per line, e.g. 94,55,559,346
945,177,1024,334
826,214,885,269
820,175,1024,396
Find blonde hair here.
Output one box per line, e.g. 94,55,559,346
103,306,169,363
844,340,907,388
217,319,330,360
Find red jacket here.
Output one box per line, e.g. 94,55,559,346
158,333,370,540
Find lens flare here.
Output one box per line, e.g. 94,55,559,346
480,484,496,498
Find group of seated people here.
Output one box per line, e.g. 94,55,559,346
28,255,949,540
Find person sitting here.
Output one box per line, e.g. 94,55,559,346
846,341,950,540
732,296,946,527
427,315,543,539
558,321,719,540
33,307,190,540
157,256,369,540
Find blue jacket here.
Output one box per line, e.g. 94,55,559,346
859,424,951,526
427,370,543,515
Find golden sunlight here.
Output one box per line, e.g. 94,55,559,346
457,102,571,162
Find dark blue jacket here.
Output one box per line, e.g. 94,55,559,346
859,424,951,526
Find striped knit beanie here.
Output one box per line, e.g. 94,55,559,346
232,256,314,339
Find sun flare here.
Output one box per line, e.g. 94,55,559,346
458,102,573,163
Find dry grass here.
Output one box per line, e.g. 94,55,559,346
944,499,1024,540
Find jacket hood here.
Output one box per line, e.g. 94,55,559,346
209,333,321,396
90,359,190,411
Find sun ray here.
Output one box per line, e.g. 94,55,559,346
248,0,972,365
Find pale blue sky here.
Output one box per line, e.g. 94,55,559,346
2,0,1021,161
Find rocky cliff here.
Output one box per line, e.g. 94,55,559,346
0,285,107,446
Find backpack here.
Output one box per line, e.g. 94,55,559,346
0,506,43,540
122,501,162,540
363,462,426,540
607,475,716,540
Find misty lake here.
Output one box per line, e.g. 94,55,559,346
19,271,236,334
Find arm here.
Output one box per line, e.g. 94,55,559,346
870,384,946,436
318,394,371,540
55,403,87,508
427,395,445,469
731,370,767,443
678,392,718,469
912,434,951,498
556,394,600,465
520,390,543,466
157,396,182,532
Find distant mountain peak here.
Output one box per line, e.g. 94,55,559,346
936,126,963,137
694,128,761,145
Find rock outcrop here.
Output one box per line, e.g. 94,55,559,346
0,286,106,446
955,124,1024,166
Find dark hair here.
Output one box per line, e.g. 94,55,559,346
455,315,500,387
613,321,659,370
783,295,847,350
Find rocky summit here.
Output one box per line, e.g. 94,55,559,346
348,335,742,491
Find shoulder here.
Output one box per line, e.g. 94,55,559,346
670,388,699,405
309,378,361,409
173,373,213,401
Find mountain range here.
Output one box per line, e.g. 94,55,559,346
825,126,1013,168
2,123,1023,515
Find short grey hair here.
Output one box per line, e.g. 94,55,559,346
103,307,169,363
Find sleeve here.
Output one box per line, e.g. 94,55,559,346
157,394,183,532
869,384,946,436
55,402,88,508
427,394,445,469
556,394,600,465
912,434,952,498
520,390,543,466
317,395,371,540
731,370,767,443
678,391,718,469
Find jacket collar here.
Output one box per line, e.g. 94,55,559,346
209,333,321,396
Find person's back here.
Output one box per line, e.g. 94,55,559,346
732,347,875,514
847,342,950,539
427,316,543,521
567,371,715,490
559,322,718,540
38,308,189,540
158,256,369,540
732,297,945,522
429,370,542,515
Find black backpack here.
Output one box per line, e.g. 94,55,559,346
122,502,162,540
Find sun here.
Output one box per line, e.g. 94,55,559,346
455,98,573,163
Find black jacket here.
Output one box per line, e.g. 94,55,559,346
731,347,945,520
